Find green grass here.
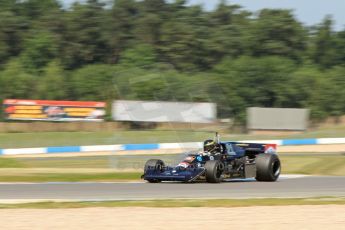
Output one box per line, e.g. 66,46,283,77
0,154,343,182
280,154,345,176
12,155,114,168
0,155,180,169
0,125,344,148
1,197,345,209
0,157,24,168
0,172,142,182
0,131,211,148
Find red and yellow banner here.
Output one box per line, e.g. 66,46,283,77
3,99,106,121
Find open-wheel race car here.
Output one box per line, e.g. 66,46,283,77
142,134,281,183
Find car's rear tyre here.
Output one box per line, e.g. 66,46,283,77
144,159,165,183
205,160,224,183
255,153,281,182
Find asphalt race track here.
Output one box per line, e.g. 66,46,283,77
0,175,344,202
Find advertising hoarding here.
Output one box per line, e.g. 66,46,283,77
247,107,309,130
113,100,216,123
3,99,106,121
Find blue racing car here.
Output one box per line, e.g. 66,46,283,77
143,134,280,183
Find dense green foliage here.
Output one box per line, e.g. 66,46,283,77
0,0,344,123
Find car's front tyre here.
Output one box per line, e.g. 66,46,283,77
144,159,165,183
205,160,224,183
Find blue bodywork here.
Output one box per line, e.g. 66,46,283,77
144,166,205,182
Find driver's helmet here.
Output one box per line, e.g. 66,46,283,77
203,139,217,153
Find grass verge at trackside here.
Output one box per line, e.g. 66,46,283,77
0,125,345,148
0,154,344,182
0,172,142,182
0,197,345,209
279,154,345,176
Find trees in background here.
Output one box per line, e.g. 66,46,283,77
0,0,344,123
248,9,307,61
309,16,338,69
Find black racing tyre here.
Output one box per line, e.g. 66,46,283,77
255,153,281,182
205,160,224,183
144,159,165,183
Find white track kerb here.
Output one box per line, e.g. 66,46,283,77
0,138,344,156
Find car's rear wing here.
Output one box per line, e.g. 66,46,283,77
231,142,277,154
